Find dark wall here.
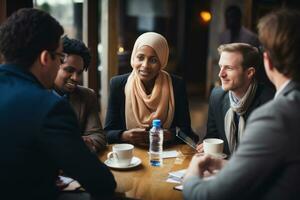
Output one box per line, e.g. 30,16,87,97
183,0,210,94
6,0,33,17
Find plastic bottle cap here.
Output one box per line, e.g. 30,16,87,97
152,119,161,127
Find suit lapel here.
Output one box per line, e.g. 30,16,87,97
279,81,299,97
222,93,230,118
221,92,230,154
69,90,82,122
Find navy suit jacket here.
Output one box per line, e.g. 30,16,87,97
205,84,274,155
0,64,116,200
104,73,197,144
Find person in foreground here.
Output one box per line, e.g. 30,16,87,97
0,8,115,200
54,36,106,153
184,8,300,200
197,43,274,156
104,32,196,145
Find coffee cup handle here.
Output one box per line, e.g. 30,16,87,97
107,152,118,161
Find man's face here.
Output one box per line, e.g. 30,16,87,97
48,42,64,89
54,54,84,93
218,51,254,97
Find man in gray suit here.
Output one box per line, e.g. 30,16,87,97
183,8,300,200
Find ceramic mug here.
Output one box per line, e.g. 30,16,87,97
107,144,134,167
203,138,224,156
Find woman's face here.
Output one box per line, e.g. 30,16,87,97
132,45,161,84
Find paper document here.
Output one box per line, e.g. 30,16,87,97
173,184,183,191
59,176,82,191
162,150,178,158
59,176,75,185
166,169,187,183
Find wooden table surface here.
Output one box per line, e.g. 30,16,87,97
98,144,196,200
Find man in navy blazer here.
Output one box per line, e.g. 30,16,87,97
184,9,300,200
0,8,115,200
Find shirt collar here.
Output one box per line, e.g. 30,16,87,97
52,89,69,99
274,79,291,99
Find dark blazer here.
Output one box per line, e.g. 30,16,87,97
184,81,300,200
104,73,196,144
205,83,274,155
0,64,116,200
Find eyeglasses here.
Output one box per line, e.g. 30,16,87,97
258,45,265,54
50,51,68,64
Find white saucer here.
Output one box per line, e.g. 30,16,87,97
208,153,227,159
197,153,227,159
104,156,142,169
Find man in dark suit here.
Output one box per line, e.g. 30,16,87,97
183,9,300,200
0,8,115,200
54,36,106,153
197,43,274,156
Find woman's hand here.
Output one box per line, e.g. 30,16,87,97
121,128,149,144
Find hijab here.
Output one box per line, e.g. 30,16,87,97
125,32,175,129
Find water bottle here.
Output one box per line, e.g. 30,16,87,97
149,119,163,166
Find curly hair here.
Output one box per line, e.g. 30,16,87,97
62,36,91,70
0,8,64,68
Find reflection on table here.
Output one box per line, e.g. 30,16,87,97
99,144,196,200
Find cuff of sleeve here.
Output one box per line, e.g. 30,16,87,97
106,129,125,144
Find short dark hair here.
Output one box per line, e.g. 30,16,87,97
258,9,300,81
0,8,64,68
218,43,260,71
62,36,91,71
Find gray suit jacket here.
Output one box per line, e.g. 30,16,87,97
184,81,300,200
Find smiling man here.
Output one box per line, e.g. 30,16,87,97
184,9,300,200
54,36,106,153
197,43,274,156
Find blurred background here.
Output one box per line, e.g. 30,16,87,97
1,0,299,138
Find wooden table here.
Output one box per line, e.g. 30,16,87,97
98,144,196,200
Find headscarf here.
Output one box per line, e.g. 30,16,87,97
125,32,175,129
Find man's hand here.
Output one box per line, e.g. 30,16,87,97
121,128,149,145
183,154,227,182
82,136,96,152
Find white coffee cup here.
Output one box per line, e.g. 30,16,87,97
203,138,224,155
107,144,134,167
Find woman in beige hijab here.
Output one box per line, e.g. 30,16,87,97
104,32,196,145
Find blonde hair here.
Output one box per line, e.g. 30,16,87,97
218,43,260,71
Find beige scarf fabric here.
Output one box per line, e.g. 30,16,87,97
125,70,174,129
125,32,175,129
224,81,257,153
